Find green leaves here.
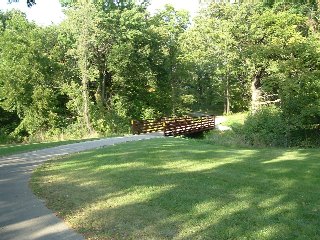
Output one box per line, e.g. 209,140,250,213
0,11,69,135
1,2,320,143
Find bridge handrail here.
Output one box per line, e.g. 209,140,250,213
131,115,215,136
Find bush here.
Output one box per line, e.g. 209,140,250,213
205,130,248,147
239,106,288,147
287,128,320,148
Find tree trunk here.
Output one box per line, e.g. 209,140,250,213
79,52,93,134
82,77,93,133
170,65,177,115
78,4,94,134
224,75,230,115
95,71,105,106
95,68,112,108
101,71,106,104
251,71,262,112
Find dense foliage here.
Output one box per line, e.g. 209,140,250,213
1,1,320,145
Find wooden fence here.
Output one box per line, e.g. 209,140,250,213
131,115,215,136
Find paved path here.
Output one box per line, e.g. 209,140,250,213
0,134,162,240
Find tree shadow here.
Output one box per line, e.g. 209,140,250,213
32,138,320,239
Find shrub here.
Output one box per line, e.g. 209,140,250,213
205,130,248,147
239,106,288,147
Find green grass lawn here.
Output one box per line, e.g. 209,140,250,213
0,138,99,157
223,112,248,127
31,138,320,239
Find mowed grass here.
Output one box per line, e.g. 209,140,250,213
0,138,99,157
31,138,320,239
223,112,248,127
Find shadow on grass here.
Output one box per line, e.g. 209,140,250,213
31,138,320,239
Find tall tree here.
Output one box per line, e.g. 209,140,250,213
180,4,254,114
61,1,105,133
0,11,65,135
61,0,158,133
150,5,189,115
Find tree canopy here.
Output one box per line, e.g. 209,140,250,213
1,1,320,145
8,0,36,7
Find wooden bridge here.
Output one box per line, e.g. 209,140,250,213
131,115,216,136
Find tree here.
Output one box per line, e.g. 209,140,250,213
8,0,36,7
60,0,161,133
60,0,149,10
0,11,66,136
180,4,256,114
61,1,107,134
150,5,190,115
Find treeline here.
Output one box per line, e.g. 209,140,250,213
0,1,190,141
1,0,320,145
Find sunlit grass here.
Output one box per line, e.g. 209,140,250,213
223,112,248,127
31,138,320,239
206,112,248,147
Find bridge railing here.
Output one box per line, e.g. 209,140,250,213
131,118,165,134
131,115,215,136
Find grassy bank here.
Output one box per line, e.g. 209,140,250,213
31,138,320,239
222,112,248,127
0,138,100,157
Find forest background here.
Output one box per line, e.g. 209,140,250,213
1,0,320,147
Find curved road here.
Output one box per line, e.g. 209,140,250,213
0,134,162,240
